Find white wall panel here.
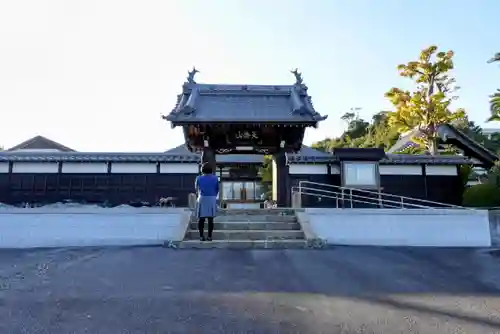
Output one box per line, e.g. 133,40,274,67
289,164,328,175
160,163,198,174
111,162,156,174
379,165,422,175
0,162,9,173
305,208,491,247
62,162,108,174
426,165,457,176
0,210,189,248
12,162,58,173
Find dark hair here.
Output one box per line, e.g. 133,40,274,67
201,163,213,175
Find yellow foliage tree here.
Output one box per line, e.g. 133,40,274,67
487,53,500,122
385,46,466,155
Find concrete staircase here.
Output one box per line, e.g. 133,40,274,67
179,209,307,249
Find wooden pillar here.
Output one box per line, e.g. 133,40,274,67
272,151,290,207
201,147,216,173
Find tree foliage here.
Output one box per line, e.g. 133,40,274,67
258,155,273,200
385,46,466,155
312,110,500,157
487,53,500,122
312,111,400,152
462,182,500,208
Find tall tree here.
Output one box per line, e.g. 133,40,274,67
312,111,399,152
487,53,500,122
385,45,466,155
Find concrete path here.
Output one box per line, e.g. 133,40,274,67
1,247,500,333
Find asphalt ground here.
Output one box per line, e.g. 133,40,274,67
1,246,500,333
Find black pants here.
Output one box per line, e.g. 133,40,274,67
198,217,214,238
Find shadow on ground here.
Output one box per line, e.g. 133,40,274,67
1,246,500,333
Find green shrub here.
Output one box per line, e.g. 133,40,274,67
462,183,500,208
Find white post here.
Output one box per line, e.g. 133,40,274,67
292,190,302,208
188,193,197,210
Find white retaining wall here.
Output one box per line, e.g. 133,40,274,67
304,208,492,247
0,207,189,249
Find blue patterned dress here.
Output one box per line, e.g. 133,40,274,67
195,174,219,218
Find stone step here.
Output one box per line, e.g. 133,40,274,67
190,215,297,223
217,209,296,216
185,230,304,240
188,222,301,231
178,239,308,249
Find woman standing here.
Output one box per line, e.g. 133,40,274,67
195,163,219,241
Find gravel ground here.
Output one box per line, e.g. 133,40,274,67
1,246,500,333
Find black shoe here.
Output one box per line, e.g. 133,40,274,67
207,237,212,241
200,236,206,241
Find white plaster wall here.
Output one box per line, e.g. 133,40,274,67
0,162,9,173
0,208,189,248
12,162,58,173
305,208,491,247
426,165,457,176
379,165,421,175
62,162,108,173
111,162,156,174
289,164,328,175
330,165,340,174
160,163,198,174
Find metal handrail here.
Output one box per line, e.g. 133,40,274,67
292,188,403,209
292,186,434,209
298,180,469,210
292,186,435,209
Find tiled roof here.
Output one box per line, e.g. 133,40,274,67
8,135,76,152
0,152,199,163
164,82,327,124
288,145,333,163
437,124,498,168
387,124,498,168
381,154,470,165
0,147,472,165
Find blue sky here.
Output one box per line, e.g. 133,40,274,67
0,0,498,151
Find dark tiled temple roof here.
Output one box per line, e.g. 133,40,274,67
163,82,327,125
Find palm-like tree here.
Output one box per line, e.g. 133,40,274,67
488,53,500,63
487,53,500,122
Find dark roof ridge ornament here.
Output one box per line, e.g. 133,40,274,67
290,68,304,85
187,67,199,84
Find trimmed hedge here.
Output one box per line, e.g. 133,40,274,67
463,183,500,208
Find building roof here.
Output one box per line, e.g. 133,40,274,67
8,135,76,152
163,71,327,125
388,124,498,168
0,145,472,165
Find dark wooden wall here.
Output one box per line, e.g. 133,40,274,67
289,166,464,208
289,173,341,208
0,173,196,207
0,164,465,208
